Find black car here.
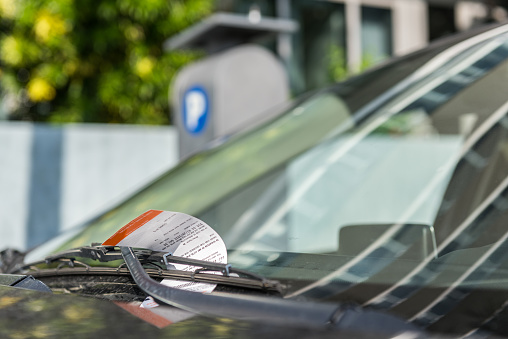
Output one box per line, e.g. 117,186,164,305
3,22,508,338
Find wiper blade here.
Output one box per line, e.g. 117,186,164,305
120,246,423,335
23,245,283,292
43,245,259,278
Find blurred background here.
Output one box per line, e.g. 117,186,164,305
1,0,506,251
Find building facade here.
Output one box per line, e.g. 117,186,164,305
218,0,504,94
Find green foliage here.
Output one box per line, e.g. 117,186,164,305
328,45,348,82
0,0,212,124
328,44,379,82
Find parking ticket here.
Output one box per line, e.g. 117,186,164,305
103,209,227,293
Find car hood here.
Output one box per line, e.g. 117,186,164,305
0,285,391,339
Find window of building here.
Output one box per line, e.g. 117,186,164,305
361,6,393,65
292,0,346,91
428,4,457,41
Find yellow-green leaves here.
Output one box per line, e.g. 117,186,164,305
1,0,211,123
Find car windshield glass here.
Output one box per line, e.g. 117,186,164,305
27,26,508,306
41,27,478,255
224,31,508,253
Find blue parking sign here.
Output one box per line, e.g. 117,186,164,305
182,86,209,135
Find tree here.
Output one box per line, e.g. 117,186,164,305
0,0,212,124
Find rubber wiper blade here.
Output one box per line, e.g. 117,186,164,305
142,249,284,292
146,250,272,281
31,245,282,292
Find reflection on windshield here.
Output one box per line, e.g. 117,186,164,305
52,93,351,252
227,33,508,260
215,34,508,333
46,26,481,255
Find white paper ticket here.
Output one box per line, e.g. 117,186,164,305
103,210,227,293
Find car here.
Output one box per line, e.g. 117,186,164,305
3,22,508,338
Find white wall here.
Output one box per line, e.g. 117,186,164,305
0,122,178,251
0,123,32,250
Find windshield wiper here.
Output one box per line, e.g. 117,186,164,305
18,245,283,293
14,244,422,334
120,246,423,335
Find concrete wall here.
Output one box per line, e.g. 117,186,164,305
0,122,178,251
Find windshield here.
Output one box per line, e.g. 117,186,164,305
28,24,508,319
20,23,508,336
41,26,490,253
225,31,508,253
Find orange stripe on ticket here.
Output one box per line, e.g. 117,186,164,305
102,209,163,246
113,301,173,328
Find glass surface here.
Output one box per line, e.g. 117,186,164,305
217,32,508,254
18,25,508,336
50,29,465,254
28,26,508,313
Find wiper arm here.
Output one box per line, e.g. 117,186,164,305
121,246,423,335
43,245,124,263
